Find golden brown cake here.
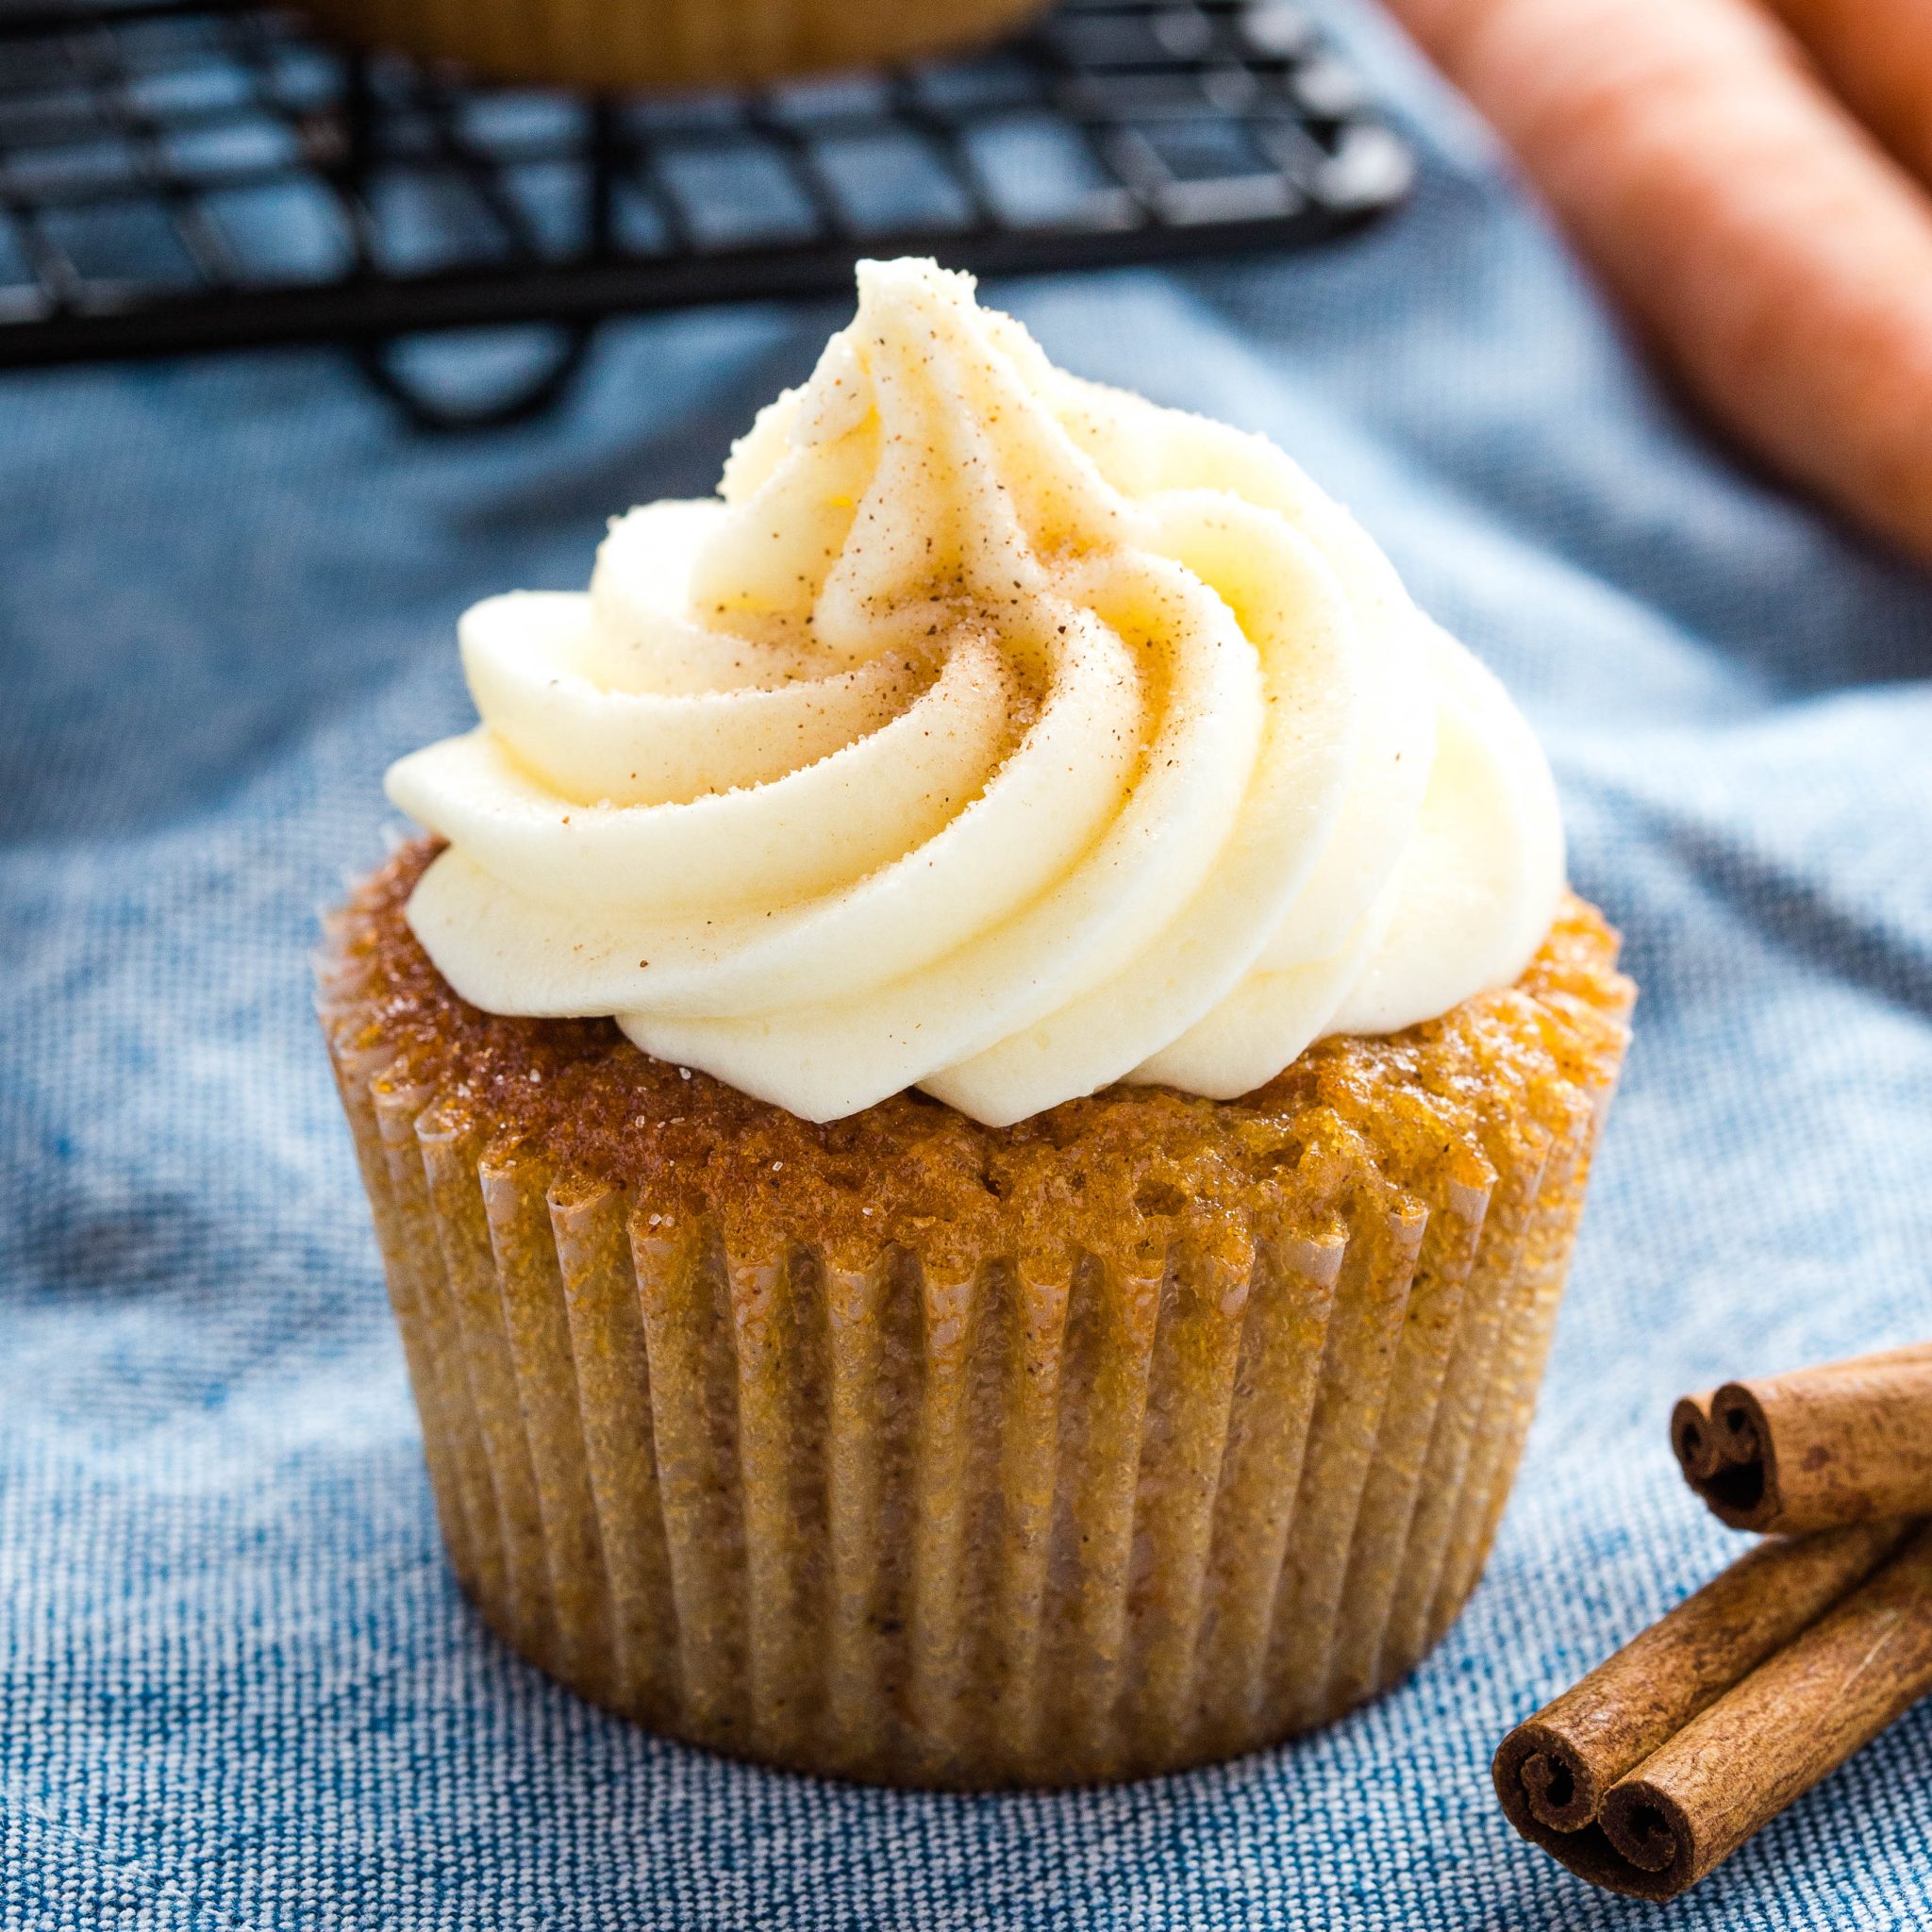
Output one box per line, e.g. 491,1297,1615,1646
319,839,1630,1787
296,0,1050,92
321,259,1634,1786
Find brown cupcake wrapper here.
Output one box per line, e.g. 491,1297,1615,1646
318,924,1625,1788
296,0,1050,92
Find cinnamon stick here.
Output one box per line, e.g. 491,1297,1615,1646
1493,1519,1928,1900
1672,1341,1932,1533
1596,1522,1932,1897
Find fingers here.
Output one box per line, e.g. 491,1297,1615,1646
1766,0,1932,187
1389,0,1932,560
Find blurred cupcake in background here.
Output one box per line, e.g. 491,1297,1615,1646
297,0,1052,92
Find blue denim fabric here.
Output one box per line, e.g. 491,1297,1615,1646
4,4,1931,1925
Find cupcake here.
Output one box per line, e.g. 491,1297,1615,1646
319,258,1632,1788
297,0,1049,92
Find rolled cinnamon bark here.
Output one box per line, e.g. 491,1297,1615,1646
1673,1342,1932,1533
1492,1519,1913,1870
1594,1521,1932,1899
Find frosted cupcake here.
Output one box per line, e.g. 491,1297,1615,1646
319,258,1632,1787
297,0,1049,92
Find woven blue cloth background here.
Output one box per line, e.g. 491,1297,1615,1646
6,4,1932,1925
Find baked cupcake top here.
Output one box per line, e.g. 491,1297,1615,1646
388,258,1563,1126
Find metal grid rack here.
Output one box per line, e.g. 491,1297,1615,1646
0,0,1411,424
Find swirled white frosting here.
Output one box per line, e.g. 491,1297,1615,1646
388,258,1563,1126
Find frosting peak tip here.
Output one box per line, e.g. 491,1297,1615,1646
853,254,975,309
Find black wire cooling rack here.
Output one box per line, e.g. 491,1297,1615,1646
0,0,1412,425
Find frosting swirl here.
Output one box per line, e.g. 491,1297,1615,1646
388,258,1563,1125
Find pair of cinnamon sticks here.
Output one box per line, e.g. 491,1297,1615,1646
1493,1341,1932,1902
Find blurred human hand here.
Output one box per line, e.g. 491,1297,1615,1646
1388,0,1932,562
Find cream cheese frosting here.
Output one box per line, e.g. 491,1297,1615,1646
387,258,1564,1126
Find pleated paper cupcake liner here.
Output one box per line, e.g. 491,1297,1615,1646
295,0,1050,92
318,908,1630,1788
